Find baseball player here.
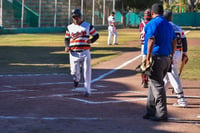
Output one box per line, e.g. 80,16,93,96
163,10,188,107
65,9,99,97
107,11,118,45
138,9,151,88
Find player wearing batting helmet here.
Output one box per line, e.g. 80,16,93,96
65,9,99,97
138,8,152,88
163,10,188,107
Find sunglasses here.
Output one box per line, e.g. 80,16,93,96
72,15,79,19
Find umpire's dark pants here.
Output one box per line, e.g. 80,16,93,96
146,55,171,119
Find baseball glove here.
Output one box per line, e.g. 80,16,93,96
140,58,152,75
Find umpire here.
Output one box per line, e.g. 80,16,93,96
143,3,176,122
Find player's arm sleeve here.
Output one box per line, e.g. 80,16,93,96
64,28,70,47
65,38,70,47
181,31,188,52
89,25,99,43
172,30,177,56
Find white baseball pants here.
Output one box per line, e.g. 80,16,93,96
164,50,183,94
107,26,117,45
69,50,91,94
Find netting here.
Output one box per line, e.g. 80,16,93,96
2,0,116,28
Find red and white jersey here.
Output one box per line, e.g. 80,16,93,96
169,22,186,50
139,20,150,45
65,21,98,51
108,15,115,26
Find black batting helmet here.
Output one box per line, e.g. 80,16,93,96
72,9,82,17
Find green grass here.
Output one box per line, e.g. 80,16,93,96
0,28,140,74
182,46,200,80
180,30,200,80
0,28,199,80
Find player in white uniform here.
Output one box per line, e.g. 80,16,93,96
163,10,188,107
65,9,99,97
107,11,118,45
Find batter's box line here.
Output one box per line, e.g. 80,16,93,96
18,90,145,100
0,73,67,77
69,97,147,104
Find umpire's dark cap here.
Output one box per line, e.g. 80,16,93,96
151,3,163,15
72,9,82,17
163,10,172,21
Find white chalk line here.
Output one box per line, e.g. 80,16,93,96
0,55,142,95
0,116,101,120
185,30,191,35
69,97,146,104
0,115,198,122
18,90,145,100
0,30,198,122
0,30,191,80
0,89,36,93
168,95,200,99
0,73,66,77
91,55,142,83
1,55,141,90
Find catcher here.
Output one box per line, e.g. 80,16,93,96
163,10,189,107
137,8,152,88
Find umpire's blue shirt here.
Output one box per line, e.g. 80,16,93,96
144,15,176,56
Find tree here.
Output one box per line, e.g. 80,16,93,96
116,0,161,12
187,0,199,12
115,0,161,27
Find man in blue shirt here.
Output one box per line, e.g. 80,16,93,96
143,3,176,122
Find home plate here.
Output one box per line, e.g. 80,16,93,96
72,87,97,92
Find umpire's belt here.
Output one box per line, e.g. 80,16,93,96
152,55,170,59
71,49,87,52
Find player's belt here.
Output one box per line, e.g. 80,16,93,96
71,49,87,52
176,47,182,51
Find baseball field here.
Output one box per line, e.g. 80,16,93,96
0,28,199,133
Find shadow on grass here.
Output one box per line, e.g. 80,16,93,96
0,46,140,74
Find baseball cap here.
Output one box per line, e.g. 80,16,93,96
72,9,82,17
163,10,172,21
151,3,163,15
144,8,151,19
111,11,115,14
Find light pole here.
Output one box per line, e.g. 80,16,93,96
0,0,2,27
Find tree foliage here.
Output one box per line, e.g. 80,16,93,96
187,0,199,12
115,0,161,12
164,0,199,12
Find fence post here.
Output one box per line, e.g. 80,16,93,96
103,0,105,25
92,0,95,25
21,0,24,28
81,0,83,16
68,0,71,25
113,0,115,11
0,0,2,26
54,0,57,27
38,0,41,27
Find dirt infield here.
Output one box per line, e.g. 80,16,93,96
0,41,200,133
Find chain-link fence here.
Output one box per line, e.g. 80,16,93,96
1,0,121,28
